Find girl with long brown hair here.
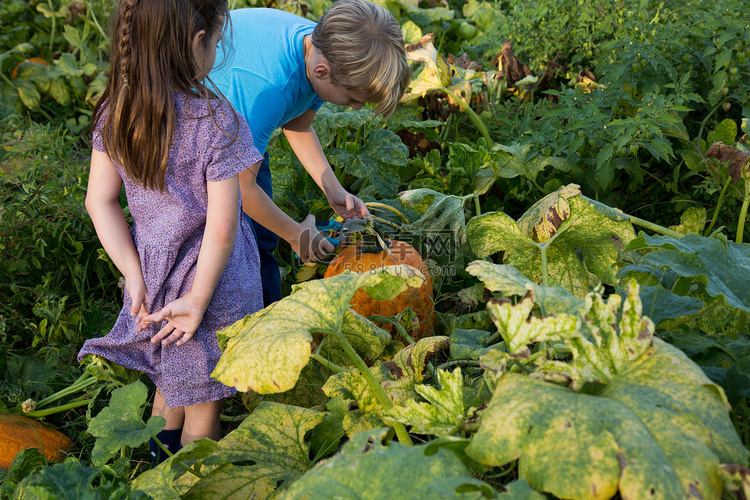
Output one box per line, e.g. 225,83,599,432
75,0,309,465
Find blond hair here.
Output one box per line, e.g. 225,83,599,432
312,0,411,118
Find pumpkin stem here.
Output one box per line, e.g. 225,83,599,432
361,232,387,253
364,202,409,223
360,224,395,260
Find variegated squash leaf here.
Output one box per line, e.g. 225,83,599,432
466,282,748,500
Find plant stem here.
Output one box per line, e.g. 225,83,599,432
370,315,416,345
365,202,409,223
49,6,56,55
311,353,347,373
323,328,413,445
695,100,726,155
369,215,401,229
705,176,732,236
473,194,481,216
440,86,493,145
22,399,89,417
736,178,750,244
0,72,14,87
220,413,249,422
35,372,97,410
737,311,748,333
152,437,205,479
627,214,684,239
88,7,108,43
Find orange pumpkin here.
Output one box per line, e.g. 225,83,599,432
324,238,435,340
0,414,73,470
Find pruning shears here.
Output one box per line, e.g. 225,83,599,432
295,218,367,261
315,218,367,246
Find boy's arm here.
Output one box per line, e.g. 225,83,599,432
239,161,334,263
86,150,148,319
282,109,369,219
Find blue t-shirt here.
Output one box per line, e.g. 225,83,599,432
210,8,325,155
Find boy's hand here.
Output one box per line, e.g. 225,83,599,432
141,295,206,346
294,214,336,263
326,187,370,220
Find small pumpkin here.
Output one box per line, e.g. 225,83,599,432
324,237,435,340
10,57,49,80
0,414,73,470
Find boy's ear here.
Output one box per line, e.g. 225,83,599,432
312,60,332,81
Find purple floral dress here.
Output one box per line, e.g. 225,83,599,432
78,93,264,407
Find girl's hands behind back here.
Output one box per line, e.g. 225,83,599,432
125,272,149,324
140,295,207,346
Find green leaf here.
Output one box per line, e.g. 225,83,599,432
62,24,83,49
595,143,615,189
329,129,408,198
714,50,733,75
130,439,220,498
402,34,452,102
492,143,553,182
708,118,738,145
384,368,466,435
726,356,750,400
87,381,166,467
467,186,634,296
82,354,142,386
316,309,392,368
213,265,425,394
449,327,492,360
634,285,704,327
322,337,449,430
184,402,326,499
669,206,706,235
280,428,495,499
326,394,382,437
313,104,377,148
400,188,470,246
467,284,748,500
485,291,580,356
14,79,40,110
627,232,750,313
401,20,423,44
13,460,143,500
241,363,330,412
466,210,532,259
5,447,48,485
466,261,583,315
497,479,546,499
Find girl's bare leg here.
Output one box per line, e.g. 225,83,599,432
151,389,185,429
182,398,223,445
149,390,186,463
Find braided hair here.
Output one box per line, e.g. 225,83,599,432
93,0,230,191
